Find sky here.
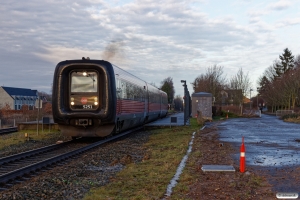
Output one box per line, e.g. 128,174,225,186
1,0,300,98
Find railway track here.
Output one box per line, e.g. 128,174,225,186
0,127,142,190
0,127,18,135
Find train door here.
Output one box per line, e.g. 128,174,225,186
144,83,149,122
116,78,121,115
160,92,162,116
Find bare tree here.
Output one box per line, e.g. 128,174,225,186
229,68,252,98
294,54,300,69
192,65,227,103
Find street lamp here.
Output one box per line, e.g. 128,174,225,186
250,88,253,109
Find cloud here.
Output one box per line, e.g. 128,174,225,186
0,0,296,95
275,17,300,28
268,0,291,11
247,9,269,18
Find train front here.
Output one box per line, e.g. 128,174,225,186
52,59,116,138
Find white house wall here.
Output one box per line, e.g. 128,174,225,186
0,87,14,109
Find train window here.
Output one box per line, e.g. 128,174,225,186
116,79,122,99
71,71,98,93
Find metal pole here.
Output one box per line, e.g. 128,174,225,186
0,119,1,129
257,87,260,110
183,83,187,126
259,110,261,117
37,96,40,136
250,90,251,109
181,80,187,126
250,89,252,109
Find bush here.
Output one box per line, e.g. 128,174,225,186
282,113,300,120
220,110,239,118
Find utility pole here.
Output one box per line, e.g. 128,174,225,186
257,87,259,110
37,95,40,136
250,88,253,109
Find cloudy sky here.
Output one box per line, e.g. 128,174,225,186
1,0,300,97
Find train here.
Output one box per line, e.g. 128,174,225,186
52,58,168,138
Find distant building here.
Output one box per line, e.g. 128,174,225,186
191,92,213,118
219,89,243,105
0,86,38,110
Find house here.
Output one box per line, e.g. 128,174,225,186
219,89,243,105
0,86,38,110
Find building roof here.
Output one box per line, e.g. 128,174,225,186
1,86,37,97
192,92,213,97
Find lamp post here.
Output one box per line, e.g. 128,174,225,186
250,88,253,109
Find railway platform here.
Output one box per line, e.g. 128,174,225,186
145,112,189,127
18,119,59,130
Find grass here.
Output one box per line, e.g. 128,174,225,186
84,118,201,200
280,113,300,123
0,130,65,151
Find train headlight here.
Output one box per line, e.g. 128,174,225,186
83,72,87,76
94,102,98,105
71,102,75,105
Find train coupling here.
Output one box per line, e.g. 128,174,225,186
75,119,92,126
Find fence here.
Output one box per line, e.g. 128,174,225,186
0,110,52,128
0,116,38,128
275,110,294,117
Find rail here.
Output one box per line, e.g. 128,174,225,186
0,127,18,135
0,126,142,188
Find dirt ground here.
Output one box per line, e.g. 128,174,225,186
186,122,277,200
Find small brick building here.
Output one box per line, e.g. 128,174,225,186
191,92,212,118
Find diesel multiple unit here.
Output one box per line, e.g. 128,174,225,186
52,59,168,138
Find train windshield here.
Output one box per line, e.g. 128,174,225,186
71,71,98,92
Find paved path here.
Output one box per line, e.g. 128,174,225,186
217,114,300,193
145,112,189,127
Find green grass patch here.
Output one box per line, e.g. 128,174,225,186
84,118,201,200
0,130,65,151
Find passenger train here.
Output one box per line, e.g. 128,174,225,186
52,58,168,138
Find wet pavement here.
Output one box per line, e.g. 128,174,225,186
216,114,300,193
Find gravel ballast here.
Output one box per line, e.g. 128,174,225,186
0,131,150,199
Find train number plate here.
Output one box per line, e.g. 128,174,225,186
83,105,93,109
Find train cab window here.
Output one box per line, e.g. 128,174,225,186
69,71,99,111
71,71,98,93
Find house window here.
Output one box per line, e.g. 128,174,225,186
18,105,20,110
15,105,17,110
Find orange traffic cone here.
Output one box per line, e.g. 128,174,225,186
240,136,246,173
